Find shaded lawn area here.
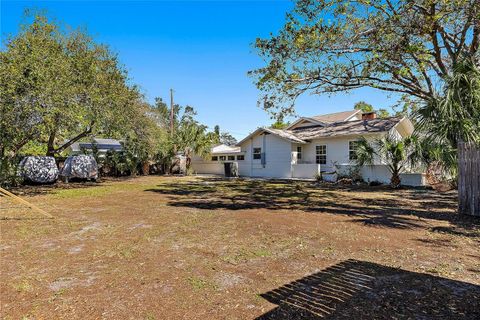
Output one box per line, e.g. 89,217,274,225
1,176,479,319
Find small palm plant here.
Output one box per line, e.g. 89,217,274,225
354,135,422,188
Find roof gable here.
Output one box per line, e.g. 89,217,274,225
310,110,361,123
287,110,361,130
236,127,307,146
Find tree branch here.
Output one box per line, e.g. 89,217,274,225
53,121,95,154
471,17,480,54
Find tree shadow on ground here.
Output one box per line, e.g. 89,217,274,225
7,176,137,197
144,177,479,231
256,259,480,320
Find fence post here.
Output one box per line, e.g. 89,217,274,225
458,142,480,216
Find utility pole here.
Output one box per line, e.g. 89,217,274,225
170,88,174,137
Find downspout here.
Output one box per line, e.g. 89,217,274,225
262,133,266,168
250,138,253,176
291,143,294,178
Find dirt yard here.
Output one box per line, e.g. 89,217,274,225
1,176,479,319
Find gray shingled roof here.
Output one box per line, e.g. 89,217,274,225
264,128,306,143
289,117,402,140
237,117,403,147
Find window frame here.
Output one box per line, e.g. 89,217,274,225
211,156,218,161
236,155,245,161
296,146,302,160
219,155,226,161
227,155,235,161
253,147,262,160
315,145,327,165
349,141,359,161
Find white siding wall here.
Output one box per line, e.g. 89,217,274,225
294,133,395,183
238,133,293,178
191,154,244,175
292,164,320,179
191,161,225,175
210,125,425,185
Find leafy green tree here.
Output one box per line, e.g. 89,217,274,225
212,125,238,146
214,125,221,137
251,0,479,114
353,101,391,118
173,107,216,169
0,12,142,160
219,132,238,146
354,101,373,113
355,135,422,188
149,100,216,172
377,109,391,118
121,101,167,175
270,114,290,129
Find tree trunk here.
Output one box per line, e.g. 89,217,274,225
390,171,401,188
142,161,150,175
46,130,57,157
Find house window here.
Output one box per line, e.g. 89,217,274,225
253,147,262,160
297,146,302,160
349,141,359,160
219,156,226,161
227,155,235,161
211,156,218,161
236,155,244,160
316,145,327,165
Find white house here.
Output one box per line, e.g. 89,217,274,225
191,110,426,186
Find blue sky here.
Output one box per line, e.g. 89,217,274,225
1,0,398,140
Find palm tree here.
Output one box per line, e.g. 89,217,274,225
414,57,480,180
354,135,421,188
176,121,216,170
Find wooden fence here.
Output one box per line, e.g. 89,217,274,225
458,142,480,216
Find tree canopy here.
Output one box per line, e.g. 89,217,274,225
354,101,374,113
251,0,479,115
270,114,291,129
0,12,143,159
149,99,217,170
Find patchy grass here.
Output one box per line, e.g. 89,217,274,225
13,279,33,293
187,276,216,290
1,175,479,319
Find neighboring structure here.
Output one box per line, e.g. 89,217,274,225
191,144,244,175
192,110,426,186
67,138,123,156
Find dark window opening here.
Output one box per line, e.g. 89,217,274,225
253,147,262,160
316,145,327,165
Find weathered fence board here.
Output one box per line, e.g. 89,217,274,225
458,142,480,216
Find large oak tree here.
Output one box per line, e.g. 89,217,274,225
0,13,142,160
251,0,479,118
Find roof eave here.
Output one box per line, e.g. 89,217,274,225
286,117,326,130
236,127,307,146
344,109,362,121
